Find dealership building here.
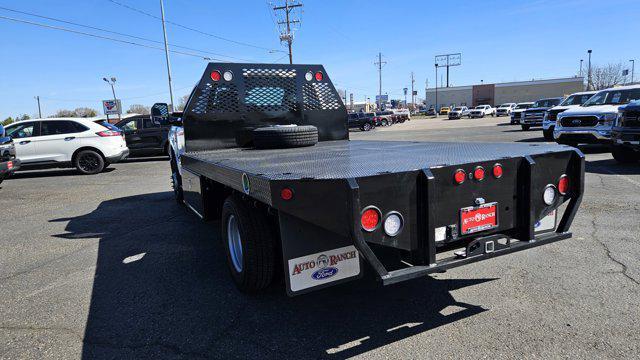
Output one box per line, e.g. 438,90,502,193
425,77,585,109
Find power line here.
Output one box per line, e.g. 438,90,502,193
0,5,253,62
0,15,224,61
107,0,285,54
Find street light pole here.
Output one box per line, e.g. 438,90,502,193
435,64,438,116
34,96,42,118
103,77,121,122
579,59,583,77
587,50,592,90
631,59,635,84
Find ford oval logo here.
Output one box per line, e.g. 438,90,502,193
312,267,338,280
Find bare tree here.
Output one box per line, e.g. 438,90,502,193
126,104,150,114
52,109,76,117
73,107,98,118
590,63,626,90
175,94,190,111
51,108,97,118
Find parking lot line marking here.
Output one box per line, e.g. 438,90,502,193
602,168,640,188
123,252,146,264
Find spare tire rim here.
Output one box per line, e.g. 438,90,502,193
79,153,100,172
227,214,243,273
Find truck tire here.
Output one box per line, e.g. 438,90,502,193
521,125,530,131
612,146,639,164
74,149,105,175
253,125,318,149
543,128,554,140
222,195,277,293
170,150,183,203
361,122,372,131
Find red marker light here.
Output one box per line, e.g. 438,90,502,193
361,207,380,231
454,169,466,184
558,175,570,195
493,164,503,178
474,166,485,181
210,70,221,81
280,188,294,201
315,71,323,81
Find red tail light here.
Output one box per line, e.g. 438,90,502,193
96,130,122,137
315,71,323,81
474,166,485,181
361,207,381,231
558,175,570,195
492,164,503,178
454,169,466,184
280,187,294,201
210,70,221,81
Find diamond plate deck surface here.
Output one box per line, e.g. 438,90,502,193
183,140,573,180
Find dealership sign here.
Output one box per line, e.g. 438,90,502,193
102,99,122,115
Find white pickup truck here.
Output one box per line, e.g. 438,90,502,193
496,103,517,117
469,105,495,118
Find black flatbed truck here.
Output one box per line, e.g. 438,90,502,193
169,63,585,296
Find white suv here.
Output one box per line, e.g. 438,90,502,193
4,118,129,174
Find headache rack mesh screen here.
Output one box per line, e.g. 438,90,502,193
191,82,240,114
243,68,298,112
303,82,342,110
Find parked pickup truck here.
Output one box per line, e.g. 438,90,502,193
496,103,516,117
348,112,376,131
168,63,584,296
611,100,640,163
520,97,563,131
0,124,20,185
542,91,596,140
555,85,640,146
469,105,494,118
448,106,470,119
511,102,534,124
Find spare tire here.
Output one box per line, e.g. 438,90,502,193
253,125,318,149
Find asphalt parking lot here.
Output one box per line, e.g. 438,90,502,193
1,116,639,359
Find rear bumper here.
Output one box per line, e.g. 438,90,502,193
0,158,20,175
105,148,130,163
346,151,584,286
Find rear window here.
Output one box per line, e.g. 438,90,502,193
41,120,88,136
95,121,120,131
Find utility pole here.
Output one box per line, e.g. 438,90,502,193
34,96,42,118
587,49,593,90
159,0,174,110
374,52,386,111
631,59,635,84
410,71,415,108
273,0,303,64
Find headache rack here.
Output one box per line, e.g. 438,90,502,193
181,63,349,152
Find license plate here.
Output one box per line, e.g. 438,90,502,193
460,202,498,235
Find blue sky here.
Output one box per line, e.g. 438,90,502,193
1,0,638,119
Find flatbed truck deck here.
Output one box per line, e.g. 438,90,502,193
169,63,584,296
